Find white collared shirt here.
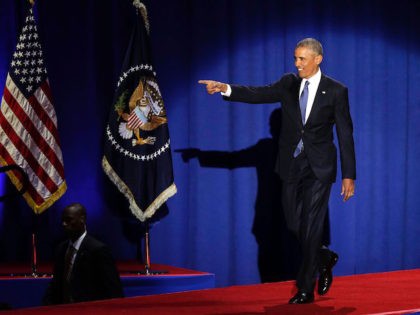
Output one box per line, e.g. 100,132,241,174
300,68,322,123
68,230,87,264
221,84,232,97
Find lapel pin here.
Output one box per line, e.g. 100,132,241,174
322,91,326,94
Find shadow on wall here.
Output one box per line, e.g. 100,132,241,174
176,108,334,282
176,108,302,282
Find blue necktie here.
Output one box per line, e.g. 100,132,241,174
293,80,309,157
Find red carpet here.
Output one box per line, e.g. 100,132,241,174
4,269,420,314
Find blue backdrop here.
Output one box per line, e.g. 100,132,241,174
0,0,419,288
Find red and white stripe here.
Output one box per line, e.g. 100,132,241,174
127,110,144,130
0,74,66,213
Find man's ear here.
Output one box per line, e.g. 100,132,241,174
315,54,323,65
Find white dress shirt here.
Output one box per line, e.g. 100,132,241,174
300,68,322,123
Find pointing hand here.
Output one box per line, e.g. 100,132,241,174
198,80,228,94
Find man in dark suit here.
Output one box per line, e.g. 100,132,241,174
199,38,356,304
43,203,123,305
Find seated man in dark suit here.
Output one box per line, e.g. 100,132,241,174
43,203,123,305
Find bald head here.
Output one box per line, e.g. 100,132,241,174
62,203,87,241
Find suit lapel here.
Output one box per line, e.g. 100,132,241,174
292,77,303,128
305,74,327,126
73,235,88,267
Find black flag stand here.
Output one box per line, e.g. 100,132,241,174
138,222,167,275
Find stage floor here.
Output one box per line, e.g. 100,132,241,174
0,261,215,309
1,268,420,314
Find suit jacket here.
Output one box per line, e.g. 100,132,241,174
44,234,123,305
226,73,356,183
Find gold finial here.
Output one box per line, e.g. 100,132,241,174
132,0,150,34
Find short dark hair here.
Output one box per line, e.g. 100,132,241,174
66,202,87,219
296,38,323,56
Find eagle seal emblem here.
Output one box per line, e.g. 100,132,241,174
114,77,167,146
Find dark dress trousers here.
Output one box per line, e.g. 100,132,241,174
44,234,124,305
225,73,356,292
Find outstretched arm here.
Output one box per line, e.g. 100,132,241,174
199,75,290,104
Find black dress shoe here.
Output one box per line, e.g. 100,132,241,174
288,291,314,304
318,250,338,295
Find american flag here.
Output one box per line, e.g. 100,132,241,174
0,8,66,213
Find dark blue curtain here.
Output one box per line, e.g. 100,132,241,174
0,0,419,288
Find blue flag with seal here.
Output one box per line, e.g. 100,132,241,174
102,1,176,222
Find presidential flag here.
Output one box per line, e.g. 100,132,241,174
0,6,66,213
102,1,176,222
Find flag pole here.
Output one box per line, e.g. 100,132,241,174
143,222,151,274
0,166,41,277
31,231,38,276
30,211,41,277
138,222,167,275
103,0,175,274
0,0,65,277
26,0,38,277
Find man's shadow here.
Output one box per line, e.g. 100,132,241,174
176,108,318,282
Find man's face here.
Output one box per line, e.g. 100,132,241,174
62,207,85,241
294,46,323,79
